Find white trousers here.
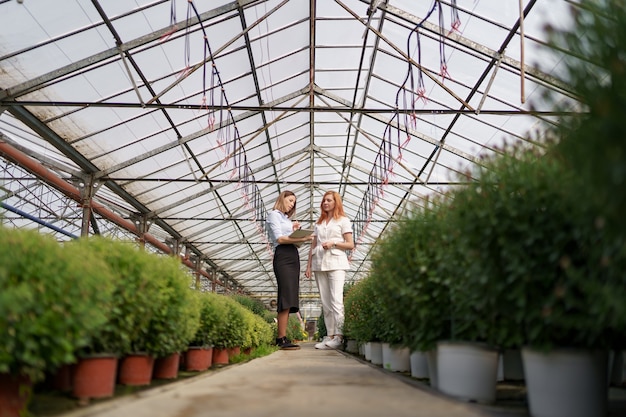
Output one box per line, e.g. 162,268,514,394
314,269,345,336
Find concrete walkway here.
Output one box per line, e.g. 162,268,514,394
54,342,626,417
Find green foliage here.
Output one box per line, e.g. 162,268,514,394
0,227,115,381
546,0,626,348
216,295,273,348
448,148,625,350
316,309,327,339
255,315,275,347
190,292,223,348
221,296,248,348
367,144,626,351
229,294,267,317
69,237,164,355
199,294,248,349
342,277,386,344
286,314,307,342
367,197,454,351
240,309,274,349
262,309,277,324
228,343,277,364
140,255,201,357
548,0,626,238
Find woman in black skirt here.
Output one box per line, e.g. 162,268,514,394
266,190,313,350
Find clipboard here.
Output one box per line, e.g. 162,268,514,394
289,228,314,238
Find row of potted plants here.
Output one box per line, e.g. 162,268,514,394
0,230,274,416
345,143,626,415
345,2,626,416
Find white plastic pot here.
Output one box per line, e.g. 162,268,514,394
436,341,499,404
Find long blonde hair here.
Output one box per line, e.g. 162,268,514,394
272,190,297,218
316,191,345,224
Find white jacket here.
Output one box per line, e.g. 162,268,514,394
310,216,352,271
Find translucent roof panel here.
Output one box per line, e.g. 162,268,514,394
0,0,581,308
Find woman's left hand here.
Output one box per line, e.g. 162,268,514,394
321,240,334,250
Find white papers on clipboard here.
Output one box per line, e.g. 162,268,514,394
289,228,314,239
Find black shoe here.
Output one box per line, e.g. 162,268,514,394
276,337,300,350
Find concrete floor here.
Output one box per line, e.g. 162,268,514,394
55,342,626,417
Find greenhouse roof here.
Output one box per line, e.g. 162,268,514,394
0,0,579,308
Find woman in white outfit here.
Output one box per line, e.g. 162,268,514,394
305,191,354,349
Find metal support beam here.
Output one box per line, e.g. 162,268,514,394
0,138,226,288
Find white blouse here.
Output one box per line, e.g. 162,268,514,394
266,209,293,249
310,216,352,271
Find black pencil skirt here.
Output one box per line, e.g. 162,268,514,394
273,244,300,313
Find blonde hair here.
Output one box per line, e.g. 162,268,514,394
272,190,297,218
316,191,346,224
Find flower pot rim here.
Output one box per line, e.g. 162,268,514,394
522,345,609,354
437,340,498,351
77,352,118,359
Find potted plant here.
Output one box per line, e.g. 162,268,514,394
212,296,246,365
230,294,267,317
449,141,626,415
545,0,626,407
367,197,454,385
343,279,369,359
249,313,274,352
184,291,222,371
286,314,306,344
0,227,116,415
341,276,385,365
68,236,164,393
147,254,201,379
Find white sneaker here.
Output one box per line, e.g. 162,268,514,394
315,336,331,349
325,335,343,349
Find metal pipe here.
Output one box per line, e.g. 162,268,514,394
0,140,223,286
0,201,79,239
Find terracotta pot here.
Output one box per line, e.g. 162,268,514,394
72,354,118,400
0,373,32,417
184,347,213,371
212,347,229,366
118,353,154,386
153,353,180,379
227,346,241,359
49,363,73,392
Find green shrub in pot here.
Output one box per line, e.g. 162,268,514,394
316,309,327,340
448,146,624,350
230,294,267,317
69,236,162,356
547,0,626,241
0,227,115,381
189,291,223,348
367,197,454,352
343,276,385,345
216,296,247,349
140,254,201,357
343,279,368,345
239,308,256,350
250,313,274,348
286,314,307,342
544,0,626,349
